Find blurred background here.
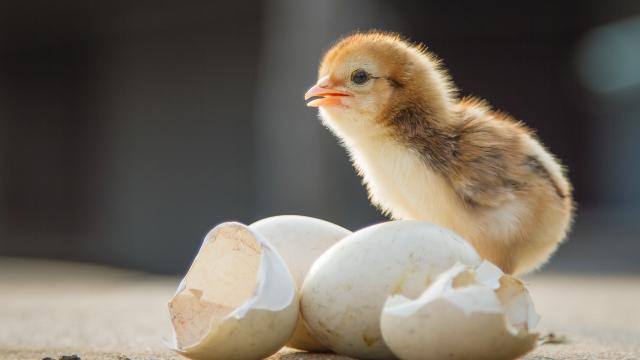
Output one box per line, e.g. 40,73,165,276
1,0,639,274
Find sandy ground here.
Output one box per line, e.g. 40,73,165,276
1,257,639,360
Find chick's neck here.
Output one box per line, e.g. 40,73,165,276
378,85,459,173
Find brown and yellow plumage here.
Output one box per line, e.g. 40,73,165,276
305,31,574,274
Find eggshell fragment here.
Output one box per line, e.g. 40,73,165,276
167,222,298,360
300,220,482,359
381,261,539,360
250,215,351,351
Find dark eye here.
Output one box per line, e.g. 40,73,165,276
350,69,370,85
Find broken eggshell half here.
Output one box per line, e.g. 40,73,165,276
250,215,351,351
166,222,298,360
381,261,540,360
300,220,482,359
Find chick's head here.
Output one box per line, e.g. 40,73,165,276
305,31,454,140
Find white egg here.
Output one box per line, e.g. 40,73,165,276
250,215,351,351
300,220,481,359
167,222,298,360
381,261,539,360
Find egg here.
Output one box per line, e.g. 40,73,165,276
300,220,481,359
381,261,539,360
250,215,351,351
166,222,298,360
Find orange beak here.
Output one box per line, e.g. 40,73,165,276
304,77,352,107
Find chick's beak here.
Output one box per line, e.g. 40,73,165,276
305,77,351,107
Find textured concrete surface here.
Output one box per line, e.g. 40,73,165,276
1,257,639,360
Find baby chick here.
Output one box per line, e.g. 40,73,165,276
305,32,574,274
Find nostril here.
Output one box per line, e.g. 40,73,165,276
316,75,332,88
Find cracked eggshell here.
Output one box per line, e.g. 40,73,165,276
300,220,481,359
166,222,298,360
250,215,351,351
381,261,539,360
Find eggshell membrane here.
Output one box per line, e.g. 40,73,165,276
300,220,481,359
167,222,298,360
250,215,351,351
381,262,539,360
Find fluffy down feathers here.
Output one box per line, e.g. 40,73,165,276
308,31,574,274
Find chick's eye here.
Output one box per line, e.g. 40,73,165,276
350,69,370,85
